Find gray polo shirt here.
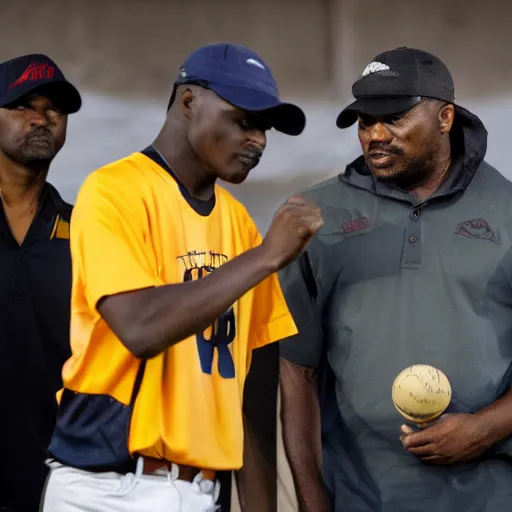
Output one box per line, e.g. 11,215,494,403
280,105,512,512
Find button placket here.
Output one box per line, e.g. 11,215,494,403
400,206,423,268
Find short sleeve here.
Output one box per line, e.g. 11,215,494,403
71,171,164,311
278,251,324,369
245,217,298,350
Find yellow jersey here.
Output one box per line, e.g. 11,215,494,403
48,147,297,471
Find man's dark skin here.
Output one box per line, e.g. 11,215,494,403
98,84,323,360
0,90,69,512
0,93,67,244
97,84,322,512
358,99,452,201
281,98,512,511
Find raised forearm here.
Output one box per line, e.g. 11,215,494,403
98,194,324,360
100,244,275,358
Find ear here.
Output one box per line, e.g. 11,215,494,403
178,87,198,121
439,104,455,134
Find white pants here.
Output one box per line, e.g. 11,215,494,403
41,458,220,512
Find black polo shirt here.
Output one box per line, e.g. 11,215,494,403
0,183,72,512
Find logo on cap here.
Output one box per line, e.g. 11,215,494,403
246,58,265,70
361,61,396,77
9,62,55,90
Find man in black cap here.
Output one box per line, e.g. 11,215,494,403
279,47,512,511
0,54,81,512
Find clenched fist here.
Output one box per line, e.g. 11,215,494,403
261,195,323,271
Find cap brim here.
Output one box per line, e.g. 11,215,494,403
336,96,421,129
209,83,306,136
258,103,306,136
0,80,82,114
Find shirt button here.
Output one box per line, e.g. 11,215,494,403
411,209,420,220
409,236,418,244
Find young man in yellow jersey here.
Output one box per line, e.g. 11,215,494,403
40,43,322,511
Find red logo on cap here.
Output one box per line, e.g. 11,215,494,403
8,62,55,90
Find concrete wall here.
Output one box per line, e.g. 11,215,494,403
3,0,512,231
3,0,331,100
331,0,512,102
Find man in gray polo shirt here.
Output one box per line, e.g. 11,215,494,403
279,47,512,511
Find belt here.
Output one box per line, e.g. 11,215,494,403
140,456,216,482
62,456,216,482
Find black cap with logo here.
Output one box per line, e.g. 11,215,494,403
337,47,455,129
0,54,81,115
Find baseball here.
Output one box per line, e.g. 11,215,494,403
392,364,452,424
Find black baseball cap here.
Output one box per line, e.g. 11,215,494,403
170,43,306,136
0,54,81,114
336,47,455,129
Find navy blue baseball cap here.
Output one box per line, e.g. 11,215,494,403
0,54,81,114
171,43,306,136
